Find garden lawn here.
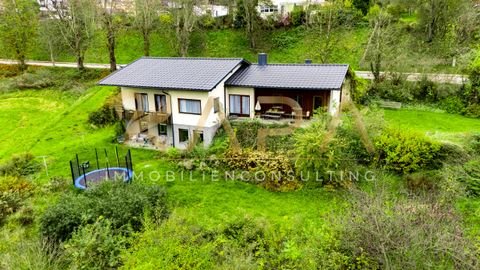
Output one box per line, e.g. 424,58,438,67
384,109,480,144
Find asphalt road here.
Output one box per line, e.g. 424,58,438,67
0,59,468,85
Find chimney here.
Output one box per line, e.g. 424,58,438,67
305,59,312,64
258,53,268,66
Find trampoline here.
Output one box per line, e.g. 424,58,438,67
74,167,133,190
70,148,133,189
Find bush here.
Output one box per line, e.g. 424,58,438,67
40,181,168,243
224,149,299,192
464,104,480,118
404,171,439,194
122,214,348,269
0,153,41,177
88,104,118,127
0,176,34,223
462,159,480,197
438,95,465,114
469,133,480,155
290,6,306,26
375,129,442,174
341,187,479,269
63,217,130,269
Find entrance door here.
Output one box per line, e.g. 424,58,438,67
313,96,324,111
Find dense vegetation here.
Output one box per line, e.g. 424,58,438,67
0,0,480,269
0,62,479,268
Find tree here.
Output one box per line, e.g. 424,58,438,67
38,19,64,67
352,0,371,15
416,0,464,42
134,0,160,56
0,0,38,71
171,0,201,57
99,0,120,71
238,0,260,49
51,0,97,71
309,1,343,63
361,5,394,82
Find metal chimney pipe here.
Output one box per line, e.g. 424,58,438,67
258,53,268,66
305,59,312,64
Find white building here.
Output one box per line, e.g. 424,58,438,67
258,0,326,18
99,53,348,150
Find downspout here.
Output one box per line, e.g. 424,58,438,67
162,91,175,148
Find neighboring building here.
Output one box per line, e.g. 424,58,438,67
194,4,229,17
258,0,325,18
99,54,348,149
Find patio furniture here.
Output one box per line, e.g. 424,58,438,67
262,114,282,120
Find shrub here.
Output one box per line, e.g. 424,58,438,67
469,133,480,155
462,159,480,197
63,217,130,269
341,187,479,269
41,176,69,193
438,95,465,114
404,171,439,194
465,104,480,118
122,214,348,269
290,6,306,26
0,176,34,223
375,129,442,174
40,181,168,243
224,149,299,192
0,153,41,177
88,104,118,127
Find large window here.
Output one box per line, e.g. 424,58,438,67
179,129,189,143
178,99,201,114
155,94,167,113
135,93,149,112
229,95,250,116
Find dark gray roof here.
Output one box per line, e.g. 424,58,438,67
226,64,349,90
99,57,245,91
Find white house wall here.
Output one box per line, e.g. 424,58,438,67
225,86,255,119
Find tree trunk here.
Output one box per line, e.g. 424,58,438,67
143,32,150,56
15,47,27,72
107,28,117,72
77,54,85,72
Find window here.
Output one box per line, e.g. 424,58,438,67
194,130,204,143
260,5,278,13
135,93,149,112
155,94,167,113
179,129,189,143
229,95,250,116
178,99,201,114
158,124,167,136
213,97,220,113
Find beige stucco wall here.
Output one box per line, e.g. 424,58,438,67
225,86,255,119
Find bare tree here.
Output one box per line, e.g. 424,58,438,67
99,0,120,71
51,0,97,71
171,0,202,57
134,0,160,56
0,0,38,71
242,0,260,49
360,5,393,82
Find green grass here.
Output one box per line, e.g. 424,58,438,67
3,24,465,73
384,108,480,144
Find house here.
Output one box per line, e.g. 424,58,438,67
194,4,229,18
258,0,325,18
99,54,348,149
